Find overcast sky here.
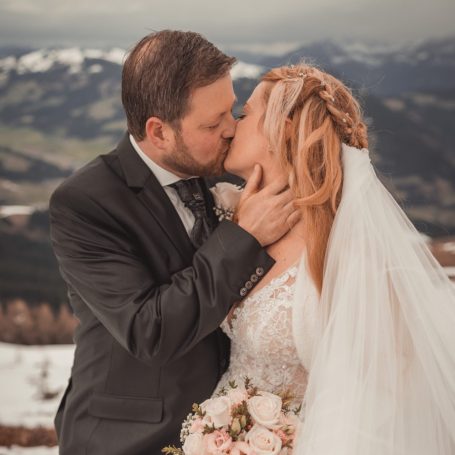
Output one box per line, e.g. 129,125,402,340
1,0,454,51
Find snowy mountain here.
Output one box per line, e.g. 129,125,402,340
0,47,126,75
0,37,453,237
0,47,264,143
245,37,455,96
0,46,264,80
0,38,453,342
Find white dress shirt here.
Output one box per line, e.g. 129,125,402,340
129,134,195,236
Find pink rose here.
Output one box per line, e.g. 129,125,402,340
245,424,282,455
205,429,233,454
278,413,300,437
247,391,282,429
230,440,254,455
227,386,249,406
189,417,205,433
275,429,289,445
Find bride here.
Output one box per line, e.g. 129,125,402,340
211,63,455,454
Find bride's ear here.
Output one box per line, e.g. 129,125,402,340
285,118,294,140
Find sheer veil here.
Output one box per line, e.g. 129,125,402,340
292,143,455,454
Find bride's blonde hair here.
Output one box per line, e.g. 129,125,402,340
261,63,368,293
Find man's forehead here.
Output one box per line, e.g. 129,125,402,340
189,91,236,117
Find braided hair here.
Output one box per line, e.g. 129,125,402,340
261,63,368,293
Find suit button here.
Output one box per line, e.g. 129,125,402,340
256,267,264,276
240,287,248,297
245,280,253,290
250,274,259,283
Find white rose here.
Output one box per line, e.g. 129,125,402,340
182,432,205,455
245,424,282,455
210,182,243,211
201,396,231,428
247,391,282,429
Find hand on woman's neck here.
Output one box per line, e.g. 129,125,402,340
258,158,285,190
257,159,306,244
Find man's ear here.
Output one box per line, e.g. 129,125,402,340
144,117,173,150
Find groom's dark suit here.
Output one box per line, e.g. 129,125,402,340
49,133,274,454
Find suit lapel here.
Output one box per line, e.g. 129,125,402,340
139,180,195,260
111,133,195,262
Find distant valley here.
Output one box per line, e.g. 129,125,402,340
0,37,454,306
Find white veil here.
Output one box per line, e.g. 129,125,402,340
292,143,455,454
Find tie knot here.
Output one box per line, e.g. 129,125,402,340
169,177,215,248
170,178,205,211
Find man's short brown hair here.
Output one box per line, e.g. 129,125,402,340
122,30,236,140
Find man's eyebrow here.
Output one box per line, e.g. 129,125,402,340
210,97,238,120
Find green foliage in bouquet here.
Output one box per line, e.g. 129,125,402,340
162,377,301,454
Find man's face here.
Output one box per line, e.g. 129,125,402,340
162,74,237,177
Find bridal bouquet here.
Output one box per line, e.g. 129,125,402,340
162,378,300,455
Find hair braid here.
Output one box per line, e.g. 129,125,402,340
316,79,368,149
261,62,369,293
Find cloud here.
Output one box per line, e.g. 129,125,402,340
1,0,42,14
0,0,454,49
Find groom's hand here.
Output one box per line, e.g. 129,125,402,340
235,164,300,247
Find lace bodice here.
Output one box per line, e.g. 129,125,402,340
213,264,310,405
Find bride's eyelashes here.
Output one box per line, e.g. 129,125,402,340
235,113,246,120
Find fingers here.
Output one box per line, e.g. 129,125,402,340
286,209,302,230
242,164,263,199
274,188,294,206
283,199,296,215
262,176,289,196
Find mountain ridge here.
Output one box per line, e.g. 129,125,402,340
0,37,453,235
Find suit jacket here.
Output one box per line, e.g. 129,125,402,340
49,133,274,454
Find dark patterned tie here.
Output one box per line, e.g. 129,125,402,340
170,178,213,248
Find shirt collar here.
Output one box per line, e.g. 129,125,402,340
129,134,182,187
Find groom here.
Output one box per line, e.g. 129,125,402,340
49,30,297,454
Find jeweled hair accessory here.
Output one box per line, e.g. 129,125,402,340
284,66,306,82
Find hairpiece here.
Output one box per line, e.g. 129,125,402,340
283,70,306,82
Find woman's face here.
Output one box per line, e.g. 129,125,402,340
224,82,272,179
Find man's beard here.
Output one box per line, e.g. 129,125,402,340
162,130,230,178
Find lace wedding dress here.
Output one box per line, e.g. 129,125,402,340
208,144,455,454
212,262,318,408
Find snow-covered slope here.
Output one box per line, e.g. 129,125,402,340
0,47,264,81
0,48,126,75
0,342,74,428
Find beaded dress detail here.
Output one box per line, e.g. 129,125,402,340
213,264,316,405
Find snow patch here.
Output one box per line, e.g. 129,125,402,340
0,48,127,75
0,342,74,428
0,446,58,454
0,205,35,218
0,47,258,80
442,242,455,254
231,62,264,80
104,48,127,65
88,64,103,74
